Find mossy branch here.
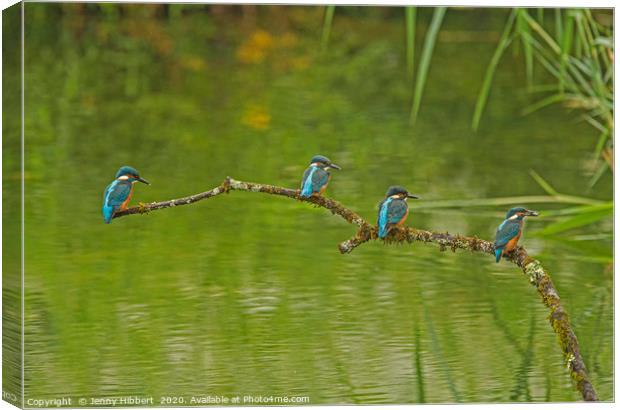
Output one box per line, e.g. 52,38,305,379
114,177,370,227
113,177,598,401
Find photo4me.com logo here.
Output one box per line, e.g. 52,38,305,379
243,395,310,404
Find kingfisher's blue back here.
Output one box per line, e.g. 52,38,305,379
102,179,133,224
377,197,408,238
300,166,329,197
494,219,521,262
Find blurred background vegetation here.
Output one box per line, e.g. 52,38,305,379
6,3,612,403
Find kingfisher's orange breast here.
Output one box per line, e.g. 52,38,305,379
120,185,134,210
318,175,331,195
504,230,522,253
396,207,409,226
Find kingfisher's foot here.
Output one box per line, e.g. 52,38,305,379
137,202,150,214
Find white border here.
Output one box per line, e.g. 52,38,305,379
0,2,616,410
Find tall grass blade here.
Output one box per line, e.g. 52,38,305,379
321,5,335,54
554,8,563,41
559,11,574,92
406,7,416,82
560,253,613,264
547,235,613,264
527,83,564,93
517,9,534,86
588,161,609,189
539,202,612,217
471,10,516,131
414,194,603,210
522,11,561,54
528,169,559,196
574,10,588,59
592,129,610,157
566,233,613,241
580,10,598,60
573,11,583,58
593,37,613,48
536,207,612,236
583,115,608,134
584,9,601,39
565,57,597,97
409,7,446,125
526,35,565,80
522,93,564,115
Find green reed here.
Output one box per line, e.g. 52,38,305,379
473,9,613,187
409,7,446,125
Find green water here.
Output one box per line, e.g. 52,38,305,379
11,4,614,404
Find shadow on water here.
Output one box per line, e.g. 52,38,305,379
509,314,536,402
413,323,425,403
420,293,462,403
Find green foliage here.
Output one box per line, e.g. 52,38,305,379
405,7,416,82
471,10,516,131
476,9,613,187
535,204,612,236
470,9,613,241
409,7,446,125
415,194,602,211
321,5,335,54
528,170,612,239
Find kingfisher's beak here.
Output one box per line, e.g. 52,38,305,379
329,163,342,170
138,177,150,185
525,209,539,216
407,194,420,199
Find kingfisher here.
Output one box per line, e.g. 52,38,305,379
300,155,341,198
494,207,539,262
377,186,420,239
102,166,150,224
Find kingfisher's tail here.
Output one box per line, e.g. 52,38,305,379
378,223,389,239
103,206,114,224
495,247,503,263
300,180,313,198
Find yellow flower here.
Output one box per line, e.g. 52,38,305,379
236,30,274,64
241,105,271,130
251,30,274,49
